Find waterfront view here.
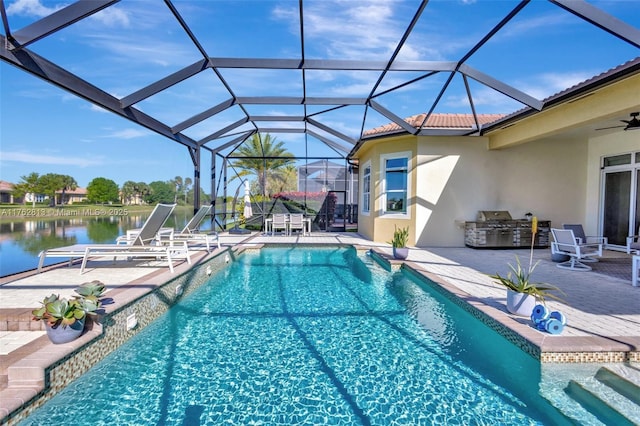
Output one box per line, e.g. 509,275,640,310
0,207,211,277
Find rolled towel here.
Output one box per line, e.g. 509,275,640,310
549,311,567,326
531,305,549,325
545,318,564,335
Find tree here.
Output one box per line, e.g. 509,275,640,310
172,176,183,203
230,133,295,197
121,181,150,205
38,173,76,206
58,174,78,206
87,177,119,204
12,172,41,207
184,177,192,203
145,181,175,204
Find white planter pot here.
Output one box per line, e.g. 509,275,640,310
506,290,536,317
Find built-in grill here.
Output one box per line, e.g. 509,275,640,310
477,210,512,222
465,210,550,248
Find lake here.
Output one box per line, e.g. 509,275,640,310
0,208,213,278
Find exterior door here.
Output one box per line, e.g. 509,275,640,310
600,152,640,248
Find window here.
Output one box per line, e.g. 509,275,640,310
362,163,371,214
382,155,408,215
603,153,632,167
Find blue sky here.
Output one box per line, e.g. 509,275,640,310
1,0,639,192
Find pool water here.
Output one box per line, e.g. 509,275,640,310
20,246,569,425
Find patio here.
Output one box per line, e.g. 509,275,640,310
1,233,639,424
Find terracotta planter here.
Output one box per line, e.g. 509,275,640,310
393,247,409,260
45,318,85,344
506,290,536,317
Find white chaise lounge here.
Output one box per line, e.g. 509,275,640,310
38,203,190,274
158,205,220,252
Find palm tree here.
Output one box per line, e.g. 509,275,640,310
58,174,78,206
38,173,77,206
173,176,183,203
230,133,295,196
184,177,192,203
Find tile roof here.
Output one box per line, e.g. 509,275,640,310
0,181,14,191
363,113,506,137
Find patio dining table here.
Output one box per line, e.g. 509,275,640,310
265,216,311,236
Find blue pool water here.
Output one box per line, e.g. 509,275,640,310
20,247,569,425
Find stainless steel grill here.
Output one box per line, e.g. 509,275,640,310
464,211,551,248
477,210,512,221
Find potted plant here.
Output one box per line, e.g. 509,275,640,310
489,217,563,316
32,281,105,344
489,256,563,316
389,225,409,260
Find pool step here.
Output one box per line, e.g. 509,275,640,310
563,365,640,426
595,365,640,406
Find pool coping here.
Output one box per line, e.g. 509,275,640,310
366,249,639,364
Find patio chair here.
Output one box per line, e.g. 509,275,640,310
271,213,288,236
38,203,190,274
563,224,606,259
550,228,602,271
288,213,305,235
157,205,220,252
626,225,640,255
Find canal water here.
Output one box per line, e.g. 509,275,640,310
0,208,213,278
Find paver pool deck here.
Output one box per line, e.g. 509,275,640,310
1,231,638,421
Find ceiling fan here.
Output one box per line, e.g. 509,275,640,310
595,112,640,131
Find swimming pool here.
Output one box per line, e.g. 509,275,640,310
19,246,569,425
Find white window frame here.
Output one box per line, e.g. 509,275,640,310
361,161,371,216
380,151,411,218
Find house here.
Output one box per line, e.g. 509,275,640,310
351,58,640,250
55,187,87,205
0,181,15,203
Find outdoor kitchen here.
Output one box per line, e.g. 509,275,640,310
464,211,550,249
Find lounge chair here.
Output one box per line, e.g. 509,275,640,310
626,225,640,255
288,213,305,235
158,205,220,252
271,213,288,236
551,228,602,271
38,203,190,274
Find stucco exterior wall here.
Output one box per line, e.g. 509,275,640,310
414,136,587,246
356,135,416,245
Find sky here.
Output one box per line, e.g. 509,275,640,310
1,0,639,193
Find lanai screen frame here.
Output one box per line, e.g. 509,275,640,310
1,0,639,221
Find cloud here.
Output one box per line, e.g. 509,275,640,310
6,0,64,17
7,0,129,27
90,6,130,27
100,128,150,139
1,151,102,167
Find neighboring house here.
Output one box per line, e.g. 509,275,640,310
55,187,87,205
0,180,16,203
24,193,47,204
351,58,640,250
121,192,145,205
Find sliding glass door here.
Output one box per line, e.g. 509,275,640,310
601,152,640,248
